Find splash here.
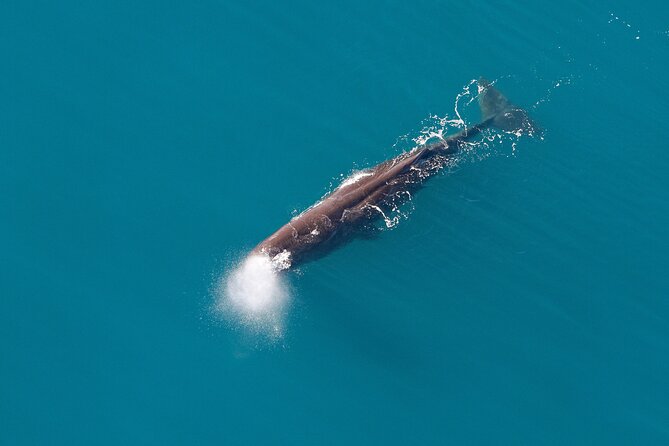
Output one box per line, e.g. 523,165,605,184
338,170,374,189
214,253,291,339
608,12,641,40
366,78,538,230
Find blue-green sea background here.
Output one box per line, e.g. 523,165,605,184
2,0,669,444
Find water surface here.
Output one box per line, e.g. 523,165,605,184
2,0,668,444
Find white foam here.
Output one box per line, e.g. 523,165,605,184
338,170,373,188
215,254,291,338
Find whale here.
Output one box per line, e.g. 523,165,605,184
251,78,535,270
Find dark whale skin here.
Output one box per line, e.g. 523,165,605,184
252,126,482,267
251,79,533,269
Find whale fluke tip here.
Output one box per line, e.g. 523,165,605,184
478,77,534,134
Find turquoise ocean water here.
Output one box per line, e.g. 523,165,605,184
2,1,669,444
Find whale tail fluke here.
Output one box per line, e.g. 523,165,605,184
478,77,534,134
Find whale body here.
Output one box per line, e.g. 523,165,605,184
252,78,534,270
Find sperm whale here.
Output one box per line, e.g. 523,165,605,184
251,78,535,270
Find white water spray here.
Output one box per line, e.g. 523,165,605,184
215,253,291,339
